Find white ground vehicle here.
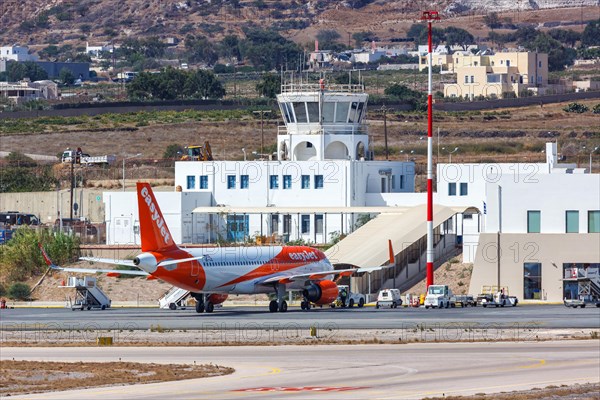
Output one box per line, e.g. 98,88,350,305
376,289,402,309
62,149,116,165
481,291,518,307
424,285,454,309
330,285,366,308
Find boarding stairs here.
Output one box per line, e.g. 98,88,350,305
564,266,600,301
63,276,111,310
159,286,191,310
325,204,472,299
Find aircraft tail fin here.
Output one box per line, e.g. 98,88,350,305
388,239,395,265
137,182,178,253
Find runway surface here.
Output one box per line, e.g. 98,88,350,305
2,341,599,399
2,304,599,330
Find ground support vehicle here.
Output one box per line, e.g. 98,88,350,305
424,285,455,309
63,277,111,311
328,285,365,308
481,291,518,307
563,265,600,308
451,294,477,307
376,289,402,309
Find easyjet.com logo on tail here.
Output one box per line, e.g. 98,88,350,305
141,186,171,245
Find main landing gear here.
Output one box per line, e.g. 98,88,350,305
192,293,214,313
300,299,311,310
269,284,288,312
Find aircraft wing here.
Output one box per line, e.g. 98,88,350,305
260,240,395,285
80,255,205,267
50,265,149,276
38,245,149,277
260,265,390,285
80,257,136,267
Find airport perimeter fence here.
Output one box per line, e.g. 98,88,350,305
434,90,600,111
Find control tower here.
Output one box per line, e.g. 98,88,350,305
276,78,369,162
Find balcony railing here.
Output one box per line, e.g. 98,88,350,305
280,83,365,94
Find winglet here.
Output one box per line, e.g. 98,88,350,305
137,182,178,253
38,243,57,268
388,239,395,265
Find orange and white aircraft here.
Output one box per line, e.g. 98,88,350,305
46,182,392,313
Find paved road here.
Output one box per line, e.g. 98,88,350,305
1,305,599,331
2,341,599,399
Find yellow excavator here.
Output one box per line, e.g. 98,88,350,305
181,141,213,161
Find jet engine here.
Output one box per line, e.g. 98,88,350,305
302,280,339,305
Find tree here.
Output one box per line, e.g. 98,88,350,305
6,152,36,167
484,12,501,29
384,84,424,110
416,27,445,46
407,24,426,41
240,27,302,71
316,29,341,50
582,19,600,47
163,144,184,159
548,29,580,47
127,68,225,100
523,33,576,71
352,31,375,48
220,35,242,62
0,164,57,192
5,61,48,82
185,35,219,65
59,68,75,85
184,70,226,99
7,283,30,300
40,45,60,60
444,27,474,50
0,229,79,282
256,73,281,98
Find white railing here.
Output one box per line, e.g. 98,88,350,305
281,83,365,93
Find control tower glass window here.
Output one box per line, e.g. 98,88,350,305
335,102,350,123
282,103,295,123
293,102,308,123
322,103,335,123
356,102,365,122
348,102,359,123
306,102,320,123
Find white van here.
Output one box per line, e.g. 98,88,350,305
376,289,402,309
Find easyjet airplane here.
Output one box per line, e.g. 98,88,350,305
44,182,392,313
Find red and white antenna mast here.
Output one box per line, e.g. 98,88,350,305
420,10,441,289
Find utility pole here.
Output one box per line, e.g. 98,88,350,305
253,110,269,158
69,157,74,220
381,105,393,160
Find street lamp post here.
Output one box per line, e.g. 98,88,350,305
442,146,459,163
446,146,459,163
590,146,599,173
122,153,142,192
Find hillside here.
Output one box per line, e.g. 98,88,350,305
1,0,598,53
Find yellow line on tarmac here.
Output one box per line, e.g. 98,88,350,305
518,358,546,369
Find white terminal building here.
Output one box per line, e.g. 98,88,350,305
103,79,599,302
